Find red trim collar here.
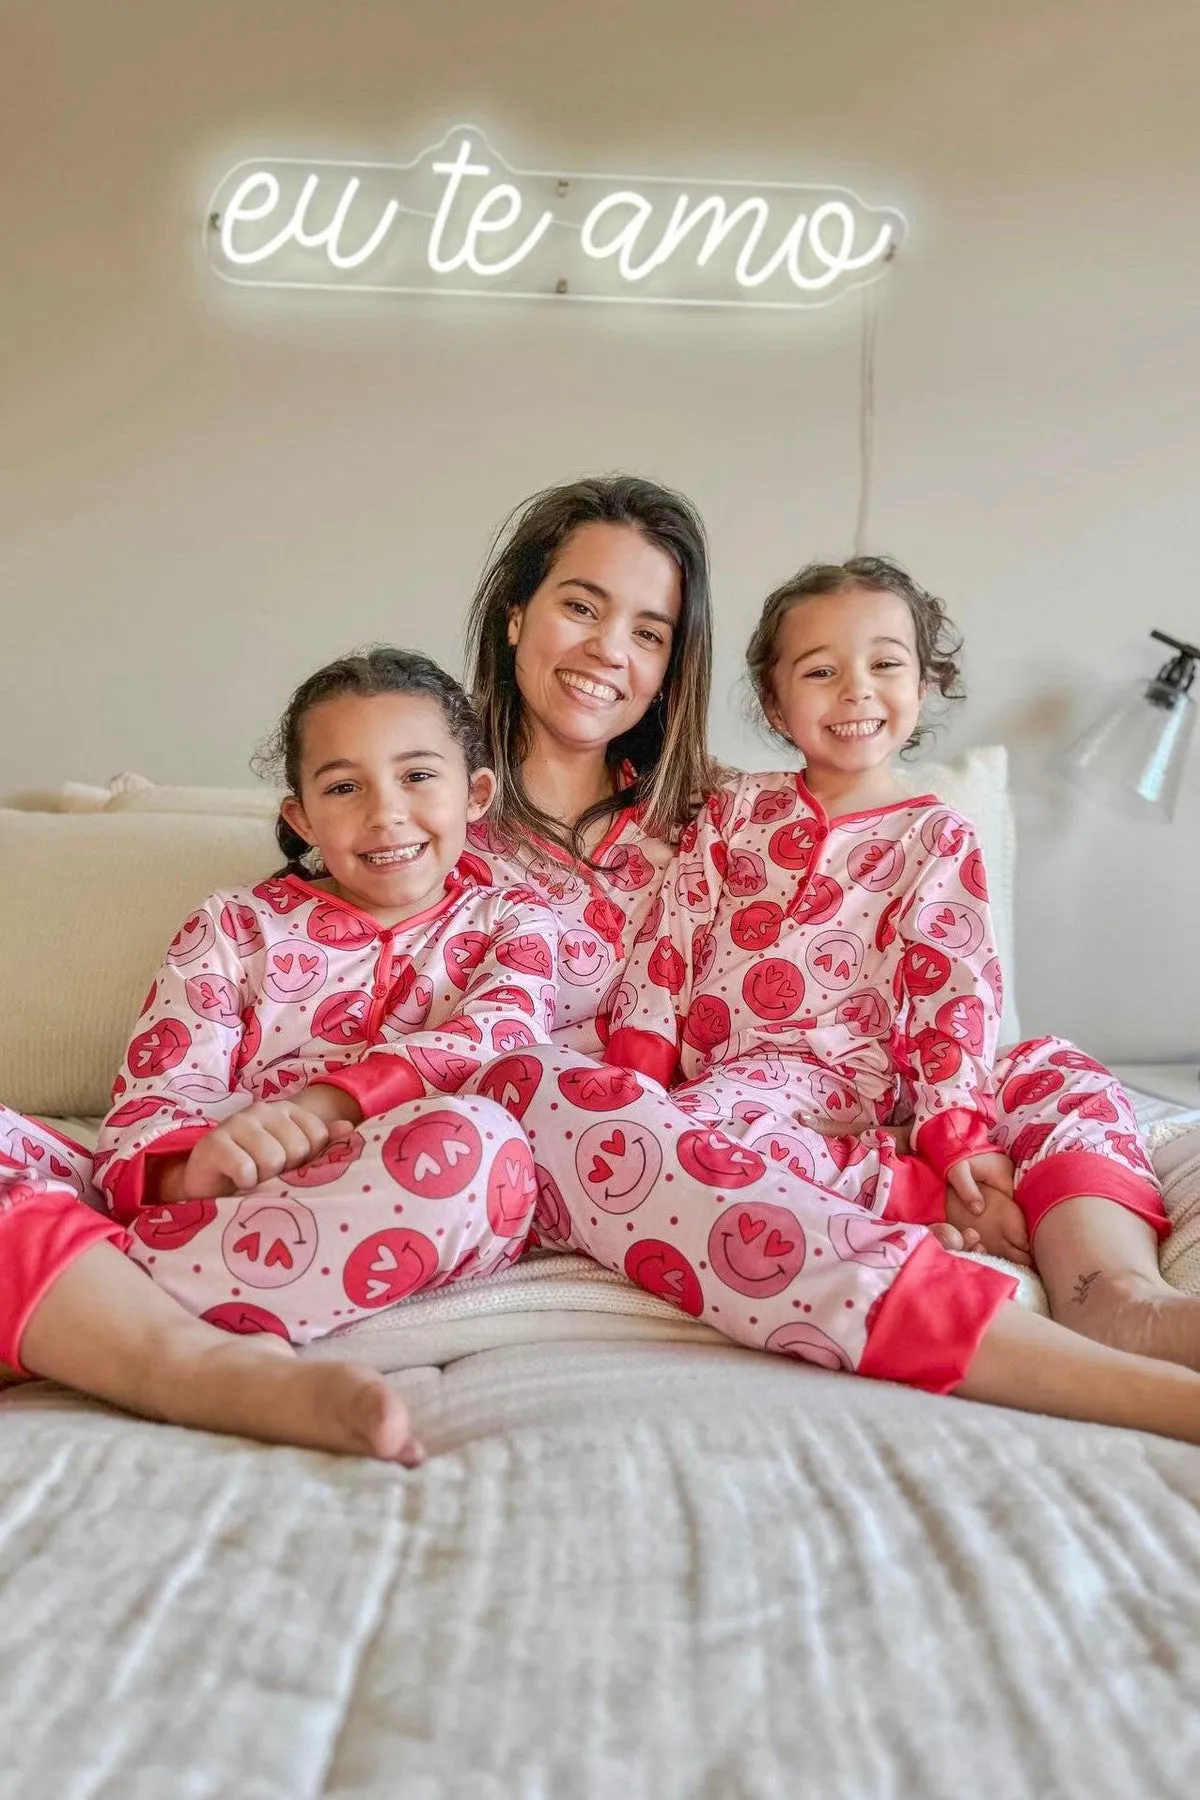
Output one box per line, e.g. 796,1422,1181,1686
280,865,470,937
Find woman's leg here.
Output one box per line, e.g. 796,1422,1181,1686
673,1061,946,1226
117,1093,536,1342
470,1048,1200,1442
993,1038,1200,1367
1,1162,422,1460
470,1047,1010,1391
959,1299,1200,1442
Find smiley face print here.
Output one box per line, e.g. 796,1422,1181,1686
575,1118,664,1213
708,1202,806,1298
260,942,329,1005
221,1195,318,1288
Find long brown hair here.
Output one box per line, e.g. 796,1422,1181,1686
466,474,715,855
745,555,965,753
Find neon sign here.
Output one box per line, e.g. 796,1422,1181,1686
206,126,905,311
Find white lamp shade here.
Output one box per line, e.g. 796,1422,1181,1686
1063,678,1195,821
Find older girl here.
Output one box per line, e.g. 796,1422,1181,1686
1,648,551,1457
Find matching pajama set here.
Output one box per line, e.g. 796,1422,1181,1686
466,807,1023,1392
604,771,1166,1242
0,866,554,1366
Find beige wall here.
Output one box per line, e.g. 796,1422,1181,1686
3,0,1198,1059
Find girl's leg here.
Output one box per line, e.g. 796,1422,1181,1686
2,1167,421,1461
993,1038,1200,1367
117,1094,536,1343
469,1047,1011,1391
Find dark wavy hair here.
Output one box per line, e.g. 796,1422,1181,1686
465,474,717,856
745,555,965,753
254,646,487,874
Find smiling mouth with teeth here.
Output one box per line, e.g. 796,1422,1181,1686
360,844,427,866
558,670,624,704
827,720,885,739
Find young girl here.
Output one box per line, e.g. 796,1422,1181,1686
604,557,1167,1266
1,648,555,1455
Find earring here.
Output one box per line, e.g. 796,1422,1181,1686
301,843,325,876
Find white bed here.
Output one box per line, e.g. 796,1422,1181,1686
2,1092,1199,1800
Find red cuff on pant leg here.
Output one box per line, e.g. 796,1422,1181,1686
880,1154,948,1225
0,1185,131,1375
858,1234,1018,1395
1018,1151,1170,1244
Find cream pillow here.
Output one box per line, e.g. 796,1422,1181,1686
103,772,281,818
891,744,1020,1044
0,809,279,1117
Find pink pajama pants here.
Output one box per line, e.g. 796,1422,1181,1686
465,1047,1018,1392
669,1035,1166,1238
0,1098,537,1365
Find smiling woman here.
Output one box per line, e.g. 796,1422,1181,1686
467,474,716,861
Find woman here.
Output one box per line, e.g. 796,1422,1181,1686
463,471,1200,1437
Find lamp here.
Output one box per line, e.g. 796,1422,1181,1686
1062,630,1198,821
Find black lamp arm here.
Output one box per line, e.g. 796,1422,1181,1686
1150,628,1200,661
1147,629,1198,704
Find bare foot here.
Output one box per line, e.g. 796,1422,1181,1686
1053,1270,1200,1372
159,1340,427,1464
15,1238,425,1463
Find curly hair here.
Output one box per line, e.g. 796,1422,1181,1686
253,645,487,873
745,555,964,752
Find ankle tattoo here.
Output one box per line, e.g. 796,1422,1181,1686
1072,1269,1101,1306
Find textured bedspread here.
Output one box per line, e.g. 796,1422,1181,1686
2,1109,1200,1798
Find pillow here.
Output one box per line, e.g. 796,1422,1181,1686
103,772,281,818
2,773,280,818
0,809,278,1117
893,744,1020,1044
1151,1119,1200,1299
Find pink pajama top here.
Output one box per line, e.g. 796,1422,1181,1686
605,772,1004,1180
94,865,559,1219
466,800,676,1057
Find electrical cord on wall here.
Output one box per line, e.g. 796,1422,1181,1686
852,283,878,556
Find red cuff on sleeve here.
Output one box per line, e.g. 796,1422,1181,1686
913,1107,994,1178
604,1027,680,1086
106,1125,212,1218
880,1154,949,1225
320,1054,425,1117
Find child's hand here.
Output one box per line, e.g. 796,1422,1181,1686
179,1102,353,1200
929,1220,982,1254
946,1151,1013,1214
946,1153,1031,1266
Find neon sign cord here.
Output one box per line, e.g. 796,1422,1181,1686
852,284,879,555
